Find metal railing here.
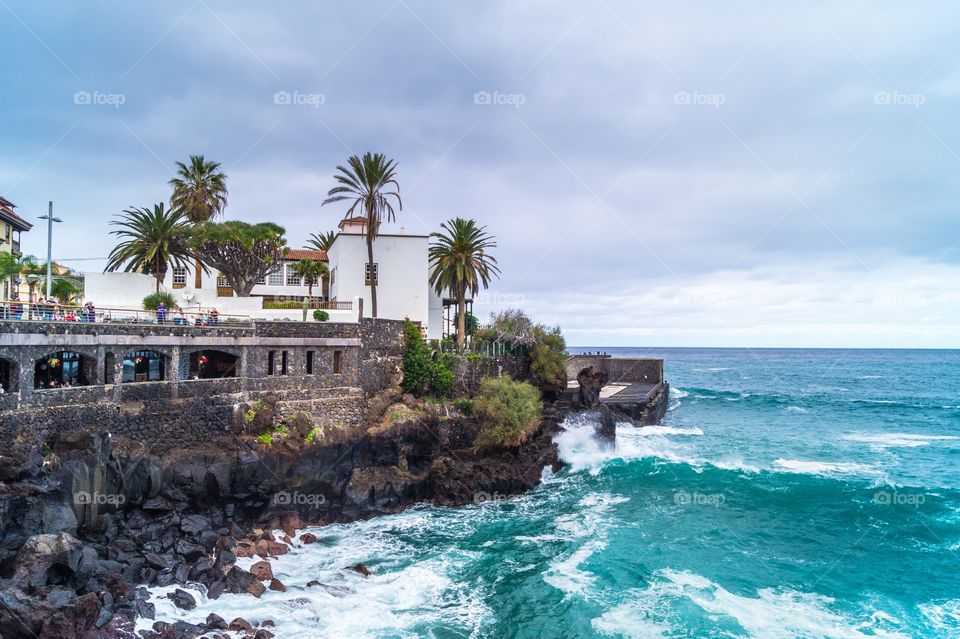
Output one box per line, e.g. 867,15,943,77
0,301,252,327
260,295,352,310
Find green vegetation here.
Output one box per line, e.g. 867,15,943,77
263,300,305,310
402,319,455,396
169,155,228,224
188,221,287,296
322,152,402,318
452,397,475,416
256,423,288,447
488,309,567,394
304,425,324,443
143,291,176,311
473,376,543,450
429,218,500,352
306,230,336,252
48,276,83,304
291,258,328,297
313,309,330,321
243,399,267,424
105,203,193,292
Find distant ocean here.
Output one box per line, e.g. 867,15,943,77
144,348,960,638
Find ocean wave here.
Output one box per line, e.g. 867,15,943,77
773,458,882,478
843,432,960,449
594,569,911,639
919,599,960,633
784,405,810,414
637,425,704,437
692,367,733,373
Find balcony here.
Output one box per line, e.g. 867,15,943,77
11,239,20,255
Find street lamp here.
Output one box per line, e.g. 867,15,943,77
38,201,62,300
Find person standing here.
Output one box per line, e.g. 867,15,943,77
156,300,168,324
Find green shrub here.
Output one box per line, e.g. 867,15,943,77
263,300,304,309
452,397,475,416
402,320,458,396
313,309,330,321
530,325,567,393
256,423,289,447
473,376,543,450
143,291,176,310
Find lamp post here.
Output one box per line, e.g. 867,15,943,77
38,201,62,300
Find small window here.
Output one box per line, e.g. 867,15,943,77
364,263,378,285
306,350,314,375
286,265,302,287
217,275,229,288
330,268,336,285
267,351,275,376
172,267,187,288
333,350,342,375
281,351,288,375
268,268,284,286
255,275,266,285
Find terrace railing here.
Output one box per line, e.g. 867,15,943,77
260,295,352,310
0,301,252,327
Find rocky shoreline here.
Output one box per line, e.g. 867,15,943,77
0,400,570,638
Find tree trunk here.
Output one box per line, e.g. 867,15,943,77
457,294,466,353
366,231,377,318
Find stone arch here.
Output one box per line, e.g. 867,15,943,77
34,350,96,389
120,349,168,383
182,349,239,380
0,357,18,393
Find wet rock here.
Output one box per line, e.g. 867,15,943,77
298,532,317,544
224,567,265,598
228,617,253,632
268,578,285,592
167,588,196,611
249,560,273,581
11,532,84,589
205,612,228,629
253,630,275,639
346,563,371,577
179,514,210,535
577,366,608,408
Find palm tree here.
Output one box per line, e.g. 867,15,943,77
322,152,401,317
105,204,193,292
49,277,82,305
170,155,228,288
305,230,336,252
291,258,329,297
429,218,501,352
168,155,228,223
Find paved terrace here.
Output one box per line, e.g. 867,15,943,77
565,353,665,406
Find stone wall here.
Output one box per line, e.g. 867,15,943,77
452,355,531,395
564,355,663,384
0,319,406,446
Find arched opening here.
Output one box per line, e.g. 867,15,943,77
0,358,17,393
122,350,166,383
34,351,93,389
184,350,238,380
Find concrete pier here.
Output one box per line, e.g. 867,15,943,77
564,354,670,425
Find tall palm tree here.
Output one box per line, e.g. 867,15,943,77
168,155,228,223
169,155,228,288
322,152,401,318
305,230,336,252
105,204,192,292
291,258,329,297
429,218,501,352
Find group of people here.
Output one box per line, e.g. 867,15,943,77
0,298,97,322
155,302,220,326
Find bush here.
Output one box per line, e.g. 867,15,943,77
473,376,543,450
143,291,176,310
313,309,330,321
452,397,475,416
402,319,456,396
263,300,304,309
530,325,567,395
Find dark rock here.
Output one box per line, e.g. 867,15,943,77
577,366,608,408
179,514,210,535
254,630,275,639
268,578,285,592
299,532,317,544
205,612,228,629
228,617,253,632
346,563,371,577
167,588,196,611
224,567,265,598
206,579,225,600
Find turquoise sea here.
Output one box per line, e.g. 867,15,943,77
145,348,960,638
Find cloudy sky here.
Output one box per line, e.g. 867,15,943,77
3,1,960,347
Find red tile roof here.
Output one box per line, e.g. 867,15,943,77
285,248,328,261
338,216,368,229
0,197,32,231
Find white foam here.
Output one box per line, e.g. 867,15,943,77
636,425,703,437
843,432,960,449
919,599,960,633
784,405,809,414
773,458,881,477
667,387,688,411
594,569,910,639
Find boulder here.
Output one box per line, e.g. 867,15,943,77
228,617,253,632
268,578,286,592
576,366,608,409
346,563,371,577
298,533,317,544
205,613,228,630
224,567,265,598
11,532,84,589
167,589,196,611
249,561,273,581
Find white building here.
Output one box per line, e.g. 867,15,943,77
84,217,452,338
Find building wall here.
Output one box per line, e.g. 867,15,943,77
328,234,431,331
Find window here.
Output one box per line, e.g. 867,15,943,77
330,268,336,285
268,268,283,286
306,350,314,375
333,350,342,375
281,351,288,375
286,265,302,287
256,275,266,285
217,275,229,288
4,223,9,240
172,267,187,289
267,351,275,376
364,263,378,285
